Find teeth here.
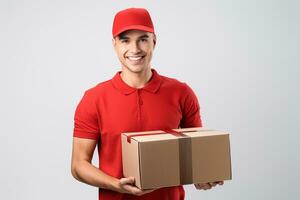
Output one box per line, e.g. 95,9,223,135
128,56,142,61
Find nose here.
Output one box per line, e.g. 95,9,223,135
129,41,141,54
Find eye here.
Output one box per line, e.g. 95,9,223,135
120,39,129,43
140,38,148,42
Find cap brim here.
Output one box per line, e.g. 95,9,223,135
113,25,154,38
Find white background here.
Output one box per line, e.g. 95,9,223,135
0,0,299,199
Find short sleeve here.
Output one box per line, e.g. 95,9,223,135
73,90,100,140
180,83,203,128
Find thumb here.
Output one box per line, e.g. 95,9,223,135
120,177,135,185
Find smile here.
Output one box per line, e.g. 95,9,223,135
127,56,145,61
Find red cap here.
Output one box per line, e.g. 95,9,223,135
112,8,155,38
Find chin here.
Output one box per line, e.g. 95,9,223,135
130,69,144,74
126,65,146,73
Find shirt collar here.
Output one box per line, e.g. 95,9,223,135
111,68,162,95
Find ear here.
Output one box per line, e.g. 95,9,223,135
153,34,157,48
112,38,116,47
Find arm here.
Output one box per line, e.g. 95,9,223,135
71,137,118,190
180,84,224,190
71,137,154,196
180,83,202,128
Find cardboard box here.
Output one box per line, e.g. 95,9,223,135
121,127,232,189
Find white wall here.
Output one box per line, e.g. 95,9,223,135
0,0,299,199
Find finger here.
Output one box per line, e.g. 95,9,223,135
217,181,224,185
123,184,143,195
203,183,212,190
195,183,211,190
120,177,135,185
120,178,132,185
140,189,155,195
209,182,217,187
195,183,206,190
142,189,155,193
194,184,201,190
131,187,154,196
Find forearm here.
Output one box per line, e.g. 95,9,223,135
71,160,121,192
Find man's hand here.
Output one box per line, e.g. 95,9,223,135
194,181,224,191
117,177,155,196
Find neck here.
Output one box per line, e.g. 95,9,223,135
120,67,152,89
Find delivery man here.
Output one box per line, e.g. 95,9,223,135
71,7,224,200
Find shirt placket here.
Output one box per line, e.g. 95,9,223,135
137,89,143,130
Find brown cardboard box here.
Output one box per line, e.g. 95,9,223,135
121,127,232,189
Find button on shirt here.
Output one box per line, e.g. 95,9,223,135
73,68,202,200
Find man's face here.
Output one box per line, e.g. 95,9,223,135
113,29,156,74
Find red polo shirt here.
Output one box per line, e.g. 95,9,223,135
73,68,202,200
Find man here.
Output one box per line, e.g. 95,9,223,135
71,7,223,200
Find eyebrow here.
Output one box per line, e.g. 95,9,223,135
138,34,149,39
118,34,129,40
118,34,149,40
